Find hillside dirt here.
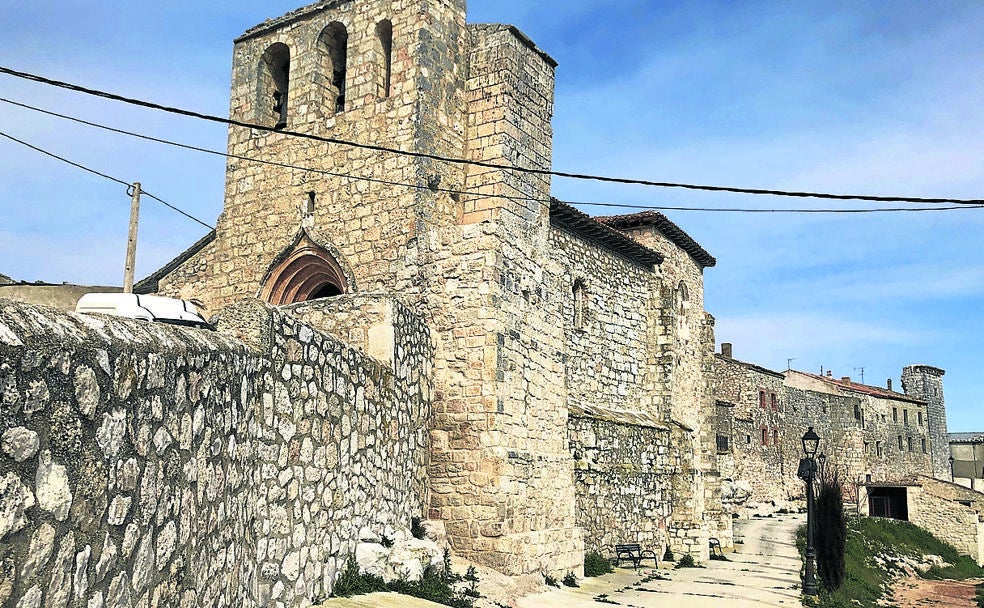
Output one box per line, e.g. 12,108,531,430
892,576,982,608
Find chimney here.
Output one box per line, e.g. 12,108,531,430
887,379,893,391
721,343,733,358
842,376,851,384
826,370,833,377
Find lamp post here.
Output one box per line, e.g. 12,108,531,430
798,426,820,596
949,455,955,482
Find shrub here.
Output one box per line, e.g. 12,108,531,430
815,471,847,591
331,551,478,608
974,582,984,608
331,555,387,597
674,554,698,569
544,574,559,587
662,547,675,562
583,551,613,577
562,572,579,587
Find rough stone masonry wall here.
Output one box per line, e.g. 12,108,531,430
712,355,792,508
547,225,658,417
0,298,430,608
568,416,674,556
901,366,949,481
618,225,721,557
548,221,683,556
421,23,583,577
157,0,469,312
905,484,984,567
784,371,934,501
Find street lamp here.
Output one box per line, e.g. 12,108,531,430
798,426,821,597
949,455,955,482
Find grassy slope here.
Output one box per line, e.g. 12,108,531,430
799,518,984,608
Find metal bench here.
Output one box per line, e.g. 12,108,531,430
709,537,724,558
614,543,658,569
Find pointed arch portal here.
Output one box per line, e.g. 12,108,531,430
261,235,349,305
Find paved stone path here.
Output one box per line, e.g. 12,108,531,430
515,514,804,608
320,515,805,608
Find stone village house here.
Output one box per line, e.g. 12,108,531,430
713,344,950,511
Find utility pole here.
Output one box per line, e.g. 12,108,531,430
787,357,796,370
123,182,141,293
854,366,865,384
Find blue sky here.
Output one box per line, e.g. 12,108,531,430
0,1,981,432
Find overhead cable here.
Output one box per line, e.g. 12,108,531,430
2,64,983,206
2,97,982,215
0,129,215,229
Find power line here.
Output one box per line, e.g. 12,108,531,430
2,64,983,207
3,96,981,215
0,129,214,229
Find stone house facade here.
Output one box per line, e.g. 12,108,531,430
130,0,727,581
860,475,984,567
713,344,947,511
712,345,794,509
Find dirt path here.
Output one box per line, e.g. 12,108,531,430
893,577,982,608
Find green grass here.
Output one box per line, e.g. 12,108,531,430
798,518,984,608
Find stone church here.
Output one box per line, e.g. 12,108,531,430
138,0,729,575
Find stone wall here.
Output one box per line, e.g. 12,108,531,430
568,415,673,556
420,23,585,577
860,477,984,567
547,225,657,420
712,353,793,509
0,284,120,313
0,298,430,607
614,223,721,557
156,0,470,312
785,371,933,496
901,366,949,480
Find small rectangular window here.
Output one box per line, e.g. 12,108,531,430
716,434,730,453
759,391,766,408
773,429,779,447
921,438,927,454
853,404,861,420
876,441,883,457
771,393,778,411
898,435,904,450
893,407,898,422
907,436,913,452
904,410,909,425
864,441,870,454
746,434,751,444
918,412,924,426
762,428,768,446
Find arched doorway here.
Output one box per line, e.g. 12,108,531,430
260,234,349,305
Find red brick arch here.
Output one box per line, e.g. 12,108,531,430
260,236,348,305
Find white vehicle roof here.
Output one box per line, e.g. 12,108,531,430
75,293,211,329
